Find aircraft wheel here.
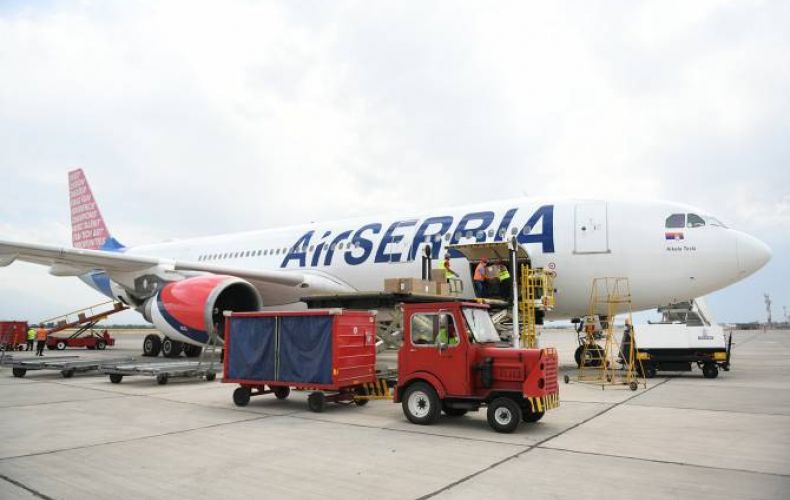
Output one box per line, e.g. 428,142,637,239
575,344,604,367
162,339,183,358
143,334,162,357
487,397,522,433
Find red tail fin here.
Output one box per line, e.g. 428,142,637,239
69,168,111,250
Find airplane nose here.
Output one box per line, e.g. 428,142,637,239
736,232,772,277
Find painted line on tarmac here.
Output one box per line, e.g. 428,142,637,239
0,415,267,462
623,401,790,417
418,378,671,499
0,473,55,500
536,446,790,478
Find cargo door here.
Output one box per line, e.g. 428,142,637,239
574,202,609,254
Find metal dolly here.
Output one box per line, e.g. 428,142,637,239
100,360,219,385
4,356,134,379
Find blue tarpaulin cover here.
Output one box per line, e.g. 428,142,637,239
278,316,333,385
227,315,333,385
227,316,276,381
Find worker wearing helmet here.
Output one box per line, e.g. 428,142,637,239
35,325,48,356
26,326,35,351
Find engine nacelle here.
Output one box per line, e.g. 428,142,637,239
144,275,261,346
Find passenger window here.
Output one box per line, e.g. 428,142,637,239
665,214,685,228
410,313,458,347
687,213,706,228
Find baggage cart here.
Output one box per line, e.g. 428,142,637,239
4,356,134,378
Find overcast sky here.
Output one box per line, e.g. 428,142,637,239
1,1,788,325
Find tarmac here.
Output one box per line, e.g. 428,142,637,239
0,328,788,499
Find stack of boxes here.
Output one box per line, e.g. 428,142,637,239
384,278,436,295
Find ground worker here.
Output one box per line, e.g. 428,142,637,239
436,316,458,346
35,324,48,356
439,254,459,284
498,262,512,301
473,258,488,297
26,325,35,351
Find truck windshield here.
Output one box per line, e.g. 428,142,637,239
462,308,500,343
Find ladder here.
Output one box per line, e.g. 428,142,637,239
197,327,222,375
518,265,555,348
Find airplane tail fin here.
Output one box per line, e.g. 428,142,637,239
68,168,125,251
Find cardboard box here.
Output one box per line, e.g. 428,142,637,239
430,270,446,283
384,278,436,295
437,283,451,296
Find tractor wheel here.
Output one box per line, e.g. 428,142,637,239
307,392,326,413
233,386,251,407
162,339,183,358
143,334,162,357
522,409,544,423
702,363,719,379
273,386,291,400
487,397,522,433
402,382,440,425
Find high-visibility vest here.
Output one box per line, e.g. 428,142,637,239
36,328,48,341
439,260,453,279
27,328,35,341
498,268,510,281
437,326,458,345
473,263,486,281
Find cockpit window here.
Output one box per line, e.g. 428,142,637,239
704,216,727,228
687,213,706,228
665,214,685,228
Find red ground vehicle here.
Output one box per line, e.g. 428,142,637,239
395,302,559,433
0,321,28,351
223,309,377,412
47,329,115,350
224,301,559,433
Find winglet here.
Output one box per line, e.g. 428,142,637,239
68,169,124,251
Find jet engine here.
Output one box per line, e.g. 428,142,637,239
143,275,261,346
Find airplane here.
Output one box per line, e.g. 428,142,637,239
0,169,772,357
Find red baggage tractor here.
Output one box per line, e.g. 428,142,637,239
223,309,377,411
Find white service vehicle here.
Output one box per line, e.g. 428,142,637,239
627,298,731,379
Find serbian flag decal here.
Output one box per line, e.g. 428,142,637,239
665,231,684,241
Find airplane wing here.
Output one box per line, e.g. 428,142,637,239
0,239,311,288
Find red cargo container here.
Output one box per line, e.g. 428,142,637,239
223,309,377,411
0,321,29,351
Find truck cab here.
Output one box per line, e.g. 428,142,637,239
395,302,559,433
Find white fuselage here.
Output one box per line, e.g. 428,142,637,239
111,197,770,320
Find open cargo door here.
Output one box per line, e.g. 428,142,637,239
447,241,530,263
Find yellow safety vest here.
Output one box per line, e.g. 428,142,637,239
438,260,453,279
437,327,458,345
498,268,510,281
27,328,36,341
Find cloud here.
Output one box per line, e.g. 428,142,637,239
0,0,788,323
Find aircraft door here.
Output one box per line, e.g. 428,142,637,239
574,202,609,254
